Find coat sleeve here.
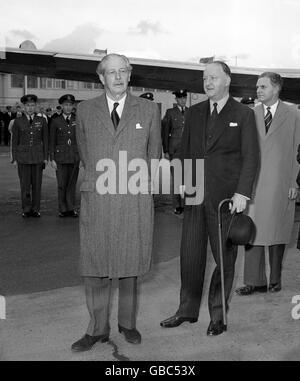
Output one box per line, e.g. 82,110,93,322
147,103,162,162
11,119,19,162
162,110,171,153
42,118,48,161
236,108,260,198
291,110,300,189
49,119,57,161
75,105,88,168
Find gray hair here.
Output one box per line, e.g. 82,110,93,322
259,72,283,92
96,53,133,75
211,60,232,78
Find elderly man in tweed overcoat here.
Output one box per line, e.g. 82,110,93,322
71,54,161,352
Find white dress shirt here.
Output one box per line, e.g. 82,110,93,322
263,100,279,118
106,94,127,119
209,94,230,114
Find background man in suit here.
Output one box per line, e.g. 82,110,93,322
11,95,48,218
236,72,300,296
2,106,16,145
50,94,80,218
72,53,161,352
160,61,259,336
162,89,188,215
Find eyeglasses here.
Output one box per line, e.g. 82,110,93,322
105,68,130,77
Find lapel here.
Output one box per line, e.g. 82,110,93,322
95,93,115,137
256,101,288,140
267,101,288,138
255,105,266,140
115,93,139,138
207,96,235,149
192,101,209,154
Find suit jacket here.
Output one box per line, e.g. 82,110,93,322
3,112,16,128
76,92,161,278
180,96,259,209
162,106,188,156
49,114,80,164
12,114,48,164
248,101,300,245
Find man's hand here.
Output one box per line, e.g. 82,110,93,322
11,160,17,167
288,187,298,200
230,193,248,214
51,160,57,170
164,152,170,160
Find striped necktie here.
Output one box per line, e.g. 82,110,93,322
111,102,120,130
264,106,272,134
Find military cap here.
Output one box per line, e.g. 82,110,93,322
172,89,187,98
139,92,154,101
20,94,38,104
240,96,255,105
59,94,75,104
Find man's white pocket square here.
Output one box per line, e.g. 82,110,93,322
229,122,238,127
136,123,143,129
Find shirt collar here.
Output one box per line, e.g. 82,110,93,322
63,113,72,120
106,93,127,118
263,100,279,117
209,93,230,114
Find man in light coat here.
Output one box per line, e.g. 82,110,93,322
236,72,300,296
71,54,161,352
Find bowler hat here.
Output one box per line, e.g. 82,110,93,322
20,94,38,104
173,89,187,98
59,94,75,104
139,92,154,101
226,213,255,245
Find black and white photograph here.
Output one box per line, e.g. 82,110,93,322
1,0,300,363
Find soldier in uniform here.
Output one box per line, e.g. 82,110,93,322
49,94,80,218
11,94,48,218
162,89,188,214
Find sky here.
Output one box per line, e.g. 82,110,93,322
1,0,300,69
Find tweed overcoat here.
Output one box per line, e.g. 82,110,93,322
247,102,300,245
76,93,161,278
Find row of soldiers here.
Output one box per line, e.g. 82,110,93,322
11,94,79,218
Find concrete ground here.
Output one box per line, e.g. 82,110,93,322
0,145,300,361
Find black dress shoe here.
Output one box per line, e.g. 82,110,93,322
68,210,79,218
236,285,268,296
174,207,183,215
207,321,226,336
22,211,32,218
269,283,281,293
59,211,68,218
71,334,109,352
118,325,141,344
160,315,198,328
31,211,41,218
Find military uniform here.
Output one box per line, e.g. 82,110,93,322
12,110,48,215
162,90,188,212
49,95,80,216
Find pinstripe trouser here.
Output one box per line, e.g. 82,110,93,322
84,276,137,336
176,198,238,322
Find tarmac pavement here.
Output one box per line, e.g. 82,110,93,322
0,146,300,361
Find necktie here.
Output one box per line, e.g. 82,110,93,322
66,116,70,125
29,116,33,125
206,103,218,147
111,102,120,130
264,107,272,134
181,107,185,115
